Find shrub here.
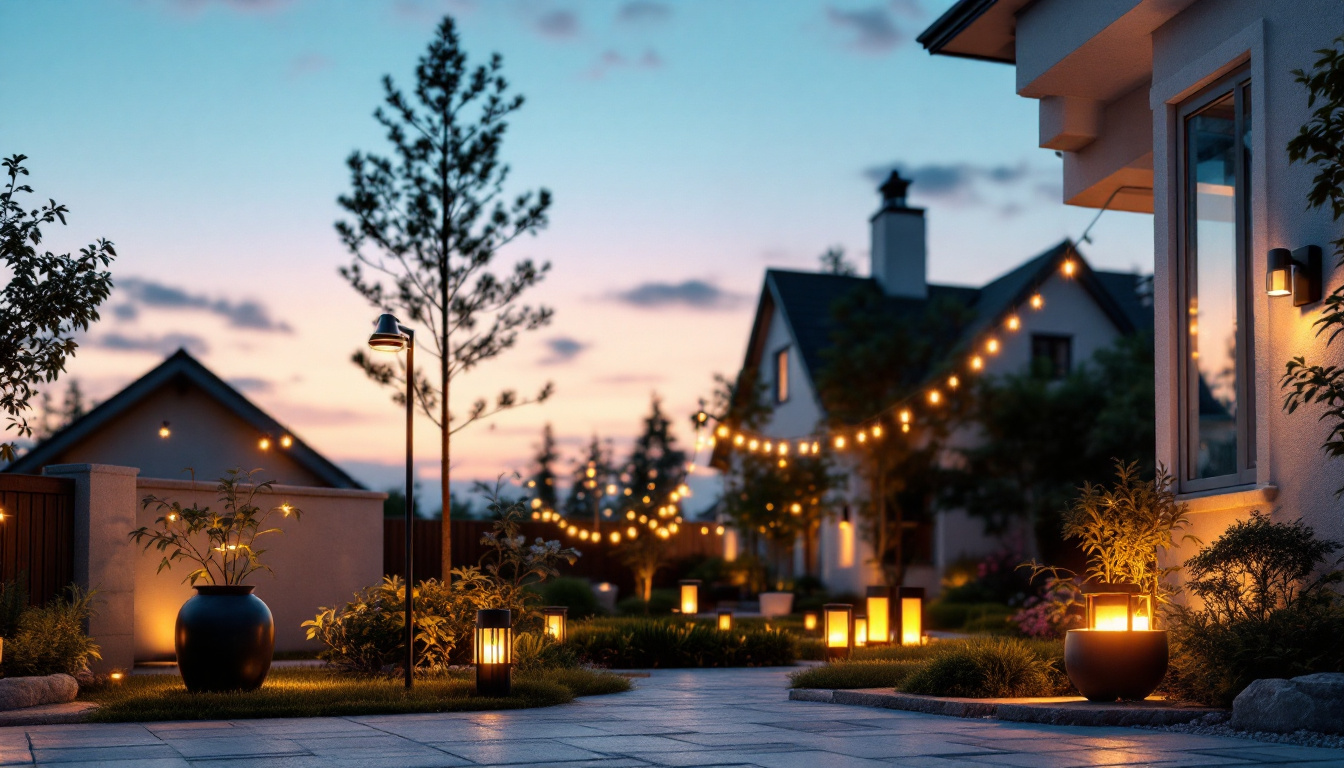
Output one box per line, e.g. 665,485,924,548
790,660,922,690
535,577,603,618
928,601,1015,632
513,631,579,673
4,586,100,677
566,619,794,668
901,638,1063,698
616,588,676,616
1011,577,1083,639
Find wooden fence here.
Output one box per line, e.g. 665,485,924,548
0,474,76,606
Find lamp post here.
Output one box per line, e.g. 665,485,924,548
368,313,416,689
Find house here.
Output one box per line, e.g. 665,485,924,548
918,0,1344,582
723,173,1152,595
2,350,383,670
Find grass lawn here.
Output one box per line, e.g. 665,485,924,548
81,666,631,723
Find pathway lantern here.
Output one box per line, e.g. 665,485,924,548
475,609,513,697
542,606,567,643
822,603,853,660
865,586,892,645
803,610,818,633
717,610,733,631
679,579,701,615
898,587,925,646
1064,583,1168,702
854,615,868,648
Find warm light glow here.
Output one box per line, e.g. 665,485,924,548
947,375,960,389
715,525,725,535
716,425,729,438
280,435,293,448
790,502,802,515
855,616,868,647
866,595,890,644
804,612,818,631
718,611,733,631
1133,614,1150,631
258,437,271,451
1062,259,1076,277
1030,293,1044,310
811,441,820,453
1267,268,1292,296
970,356,984,371
110,672,125,681
748,439,759,451
825,607,851,649
544,611,565,641
734,434,745,446
927,390,941,405
1006,315,1021,331
986,338,1000,354
872,425,883,438
1093,603,1130,631
627,526,637,538
834,435,846,450
680,582,699,615
901,423,910,433
899,410,910,424
900,597,922,646
857,431,866,443
158,422,171,438
579,530,590,541
837,520,855,568
567,525,578,536
475,628,509,665
609,532,620,544
280,503,293,517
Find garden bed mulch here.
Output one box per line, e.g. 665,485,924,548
790,687,1219,727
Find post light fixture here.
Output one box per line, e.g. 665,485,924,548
679,579,701,615
158,421,171,438
366,313,416,689
1266,246,1322,306
718,610,733,631
803,610,818,633
897,587,925,646
1085,586,1151,632
865,586,892,645
1064,583,1168,701
854,615,868,647
542,606,567,643
474,609,513,697
823,603,854,659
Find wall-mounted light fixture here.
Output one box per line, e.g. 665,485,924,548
158,422,171,439
1267,246,1322,307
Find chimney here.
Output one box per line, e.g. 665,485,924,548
869,171,927,299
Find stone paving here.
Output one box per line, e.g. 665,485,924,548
1,667,1342,767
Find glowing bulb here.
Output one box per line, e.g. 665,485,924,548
716,425,729,438
567,525,578,536
1062,259,1076,277
812,441,820,453
701,526,709,534
902,423,910,433
748,439,759,451
970,355,984,371
258,437,271,451
280,503,293,517
778,458,787,468
986,338,1000,355
790,503,802,515
579,530,590,541
715,525,725,535
928,390,941,405
834,435,846,450
734,434,745,446
1006,315,1020,331
627,526,638,538
872,425,882,438
857,431,866,444
158,422,171,438
167,513,178,522
280,435,293,448
763,441,772,453
948,375,960,389
1030,293,1044,310
899,410,911,424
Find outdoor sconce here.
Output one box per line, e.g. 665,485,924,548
542,606,567,643
898,587,925,646
1064,583,1167,702
823,603,853,660
1267,246,1322,307
865,586,892,645
717,610,733,631
475,609,513,697
158,421,171,439
803,610,818,633
854,615,868,648
679,580,701,615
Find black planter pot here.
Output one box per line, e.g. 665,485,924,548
176,585,274,692
1064,629,1168,702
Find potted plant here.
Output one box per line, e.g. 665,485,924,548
131,468,301,692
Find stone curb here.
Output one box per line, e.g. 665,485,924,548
0,702,96,727
790,688,1218,727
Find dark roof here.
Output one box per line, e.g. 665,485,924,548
4,349,364,489
916,0,1018,63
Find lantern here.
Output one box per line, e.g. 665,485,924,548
1086,588,1151,631
803,610,818,633
897,587,924,646
542,606,567,643
865,586,892,645
854,615,868,648
474,609,512,697
679,580,701,615
822,603,853,659
717,610,733,631
1064,583,1168,702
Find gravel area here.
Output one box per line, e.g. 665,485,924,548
1140,710,1344,750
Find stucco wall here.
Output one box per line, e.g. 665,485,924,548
132,478,385,661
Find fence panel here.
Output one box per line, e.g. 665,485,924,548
0,474,76,606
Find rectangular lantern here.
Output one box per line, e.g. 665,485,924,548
542,606,567,643
718,610,733,631
1086,587,1151,631
854,615,868,648
898,587,925,646
803,610,818,633
474,609,512,697
823,603,853,659
679,579,701,615
865,586,892,645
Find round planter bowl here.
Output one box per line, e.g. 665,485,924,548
1064,629,1168,702
176,585,274,693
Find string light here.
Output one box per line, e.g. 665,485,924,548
1006,315,1021,331
947,375,960,390
158,422,171,439
928,390,941,405
258,437,271,451
971,355,984,371
986,338,1000,355
1062,259,1076,277
834,435,846,450
1031,293,1044,310
872,425,883,438
280,435,293,448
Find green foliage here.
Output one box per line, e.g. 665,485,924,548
131,469,303,586
535,577,603,618
900,638,1066,698
562,433,614,521
528,424,560,512
0,154,116,462
818,245,857,276
382,485,421,518
0,574,28,638
565,619,795,668
1284,36,1344,495
927,601,1015,633
613,395,687,602
789,660,923,690
512,631,579,673
4,585,100,677
616,589,676,616
31,379,91,442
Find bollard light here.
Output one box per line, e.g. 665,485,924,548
1065,583,1168,701
854,615,868,648
679,579,701,615
823,603,853,660
717,609,733,631
803,610,818,633
898,587,925,646
475,609,512,697
542,606,567,643
865,586,892,645
1086,586,1151,631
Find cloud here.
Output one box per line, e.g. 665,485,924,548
112,304,138,322
612,280,745,310
228,376,273,393
535,9,579,39
586,48,663,79
92,332,209,356
888,0,925,19
539,336,588,365
116,277,293,333
617,1,670,24
825,5,905,53
288,53,332,78
862,161,1045,208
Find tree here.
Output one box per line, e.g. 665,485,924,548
819,245,857,276
563,434,614,526
32,379,90,442
1,155,115,462
615,395,687,603
336,18,554,579
527,423,559,514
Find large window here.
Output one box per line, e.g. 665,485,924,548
774,347,790,403
1031,334,1072,380
1179,68,1254,490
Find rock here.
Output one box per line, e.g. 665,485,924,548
0,674,79,711
1231,673,1344,734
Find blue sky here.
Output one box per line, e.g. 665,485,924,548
1,0,1153,511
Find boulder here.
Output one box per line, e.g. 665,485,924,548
0,674,79,711
1230,673,1344,734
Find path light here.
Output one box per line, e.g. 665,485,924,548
475,609,512,697
542,606,567,643
898,587,925,646
865,586,891,645
718,610,733,631
854,615,868,648
1064,583,1168,701
679,580,701,615
823,603,853,660
803,610,818,633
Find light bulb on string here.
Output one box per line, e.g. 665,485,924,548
872,425,883,439
716,425,729,438
986,338,1000,355
928,390,942,405
834,435,846,450
748,438,759,452
899,410,911,424
1031,293,1044,310
763,440,772,453
857,431,867,444
948,375,960,389
970,355,984,371
733,434,744,446
1006,315,1021,331
902,423,911,434
1062,259,1076,277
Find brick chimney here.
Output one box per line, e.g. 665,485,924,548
869,171,927,299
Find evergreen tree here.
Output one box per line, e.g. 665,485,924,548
563,434,613,525
616,395,688,603
527,423,559,513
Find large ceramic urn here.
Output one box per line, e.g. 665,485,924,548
176,585,274,692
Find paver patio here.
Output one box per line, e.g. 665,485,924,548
2,668,1341,767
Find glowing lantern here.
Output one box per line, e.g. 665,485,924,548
865,586,891,645
854,615,868,647
898,587,925,646
803,610,818,633
1085,587,1151,632
718,610,733,631
823,603,854,659
1065,583,1167,702
542,606,567,643
679,579,701,615
474,609,512,697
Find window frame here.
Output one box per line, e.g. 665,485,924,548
1176,66,1256,493
773,346,790,404
1029,333,1073,380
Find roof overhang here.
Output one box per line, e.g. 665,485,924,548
917,0,1027,63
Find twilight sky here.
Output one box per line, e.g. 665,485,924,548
1,0,1153,511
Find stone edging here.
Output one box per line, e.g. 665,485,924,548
790,688,1218,727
